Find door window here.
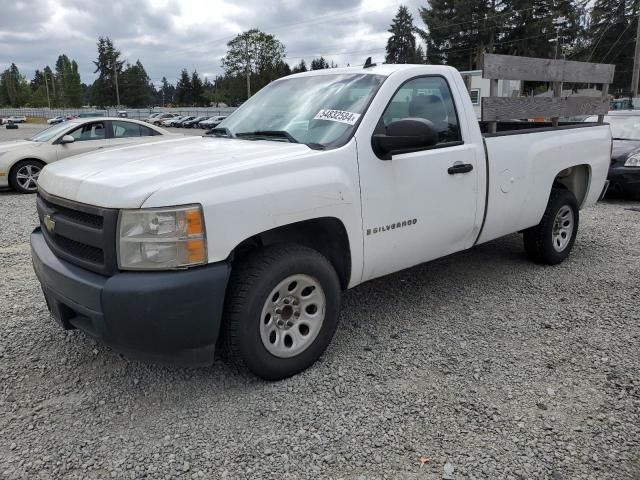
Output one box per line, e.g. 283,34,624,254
67,122,106,142
381,76,462,144
112,121,158,138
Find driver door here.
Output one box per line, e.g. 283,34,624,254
358,75,482,281
56,121,109,160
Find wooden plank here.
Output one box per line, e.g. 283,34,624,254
481,96,609,122
483,54,615,84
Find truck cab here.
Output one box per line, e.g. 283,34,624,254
31,63,611,379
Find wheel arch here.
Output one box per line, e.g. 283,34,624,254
553,164,591,208
229,217,352,290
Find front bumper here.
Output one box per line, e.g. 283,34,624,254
31,228,231,366
608,166,640,196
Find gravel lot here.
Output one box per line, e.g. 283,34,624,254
1,165,639,478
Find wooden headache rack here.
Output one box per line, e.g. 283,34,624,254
481,53,616,133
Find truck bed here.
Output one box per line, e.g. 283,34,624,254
476,122,611,245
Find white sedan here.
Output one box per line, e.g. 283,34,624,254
0,117,173,193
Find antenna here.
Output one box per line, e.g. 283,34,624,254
363,57,376,69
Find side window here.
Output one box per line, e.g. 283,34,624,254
67,122,106,142
112,121,141,138
139,124,158,136
381,76,462,144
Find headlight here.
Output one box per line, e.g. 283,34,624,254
117,205,207,270
624,155,640,167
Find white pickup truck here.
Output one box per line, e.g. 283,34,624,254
31,63,611,379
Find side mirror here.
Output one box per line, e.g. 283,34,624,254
372,118,438,160
59,135,75,145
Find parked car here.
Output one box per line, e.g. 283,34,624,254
160,115,185,127
143,113,162,123
31,63,610,379
0,118,172,193
199,116,227,129
47,116,66,125
182,116,208,128
586,111,640,198
174,116,196,128
149,113,178,125
8,115,27,123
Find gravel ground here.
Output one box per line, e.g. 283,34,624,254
0,190,639,479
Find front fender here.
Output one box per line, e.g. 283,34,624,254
142,140,364,286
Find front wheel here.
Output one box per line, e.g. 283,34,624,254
523,188,579,265
221,244,341,380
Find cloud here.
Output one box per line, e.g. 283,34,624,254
0,0,426,86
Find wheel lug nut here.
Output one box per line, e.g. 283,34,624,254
294,311,300,317
284,299,289,304
286,321,293,327
277,320,284,327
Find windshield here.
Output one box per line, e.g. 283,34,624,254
589,115,640,140
29,122,76,142
217,73,385,149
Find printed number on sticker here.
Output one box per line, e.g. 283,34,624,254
313,109,361,125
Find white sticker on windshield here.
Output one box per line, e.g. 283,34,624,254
314,109,361,125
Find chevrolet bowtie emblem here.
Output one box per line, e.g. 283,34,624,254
43,214,56,233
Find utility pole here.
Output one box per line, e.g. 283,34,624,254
631,10,640,97
44,73,51,110
113,62,121,106
162,88,165,108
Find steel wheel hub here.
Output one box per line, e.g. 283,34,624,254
552,205,574,252
260,274,326,358
16,164,41,192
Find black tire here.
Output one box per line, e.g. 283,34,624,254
9,159,44,194
523,188,579,265
221,244,341,380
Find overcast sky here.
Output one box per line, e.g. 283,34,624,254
0,0,426,87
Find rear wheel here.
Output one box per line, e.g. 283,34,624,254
523,188,579,265
9,160,43,194
221,244,341,380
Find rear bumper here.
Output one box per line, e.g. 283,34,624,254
31,228,231,366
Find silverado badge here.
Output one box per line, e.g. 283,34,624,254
43,214,56,233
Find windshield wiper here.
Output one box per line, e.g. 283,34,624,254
235,130,299,143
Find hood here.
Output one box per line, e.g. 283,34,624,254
38,136,312,208
612,139,640,161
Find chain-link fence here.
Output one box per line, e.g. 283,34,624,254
0,107,237,121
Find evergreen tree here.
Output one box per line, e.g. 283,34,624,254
175,69,192,105
385,5,420,64
157,76,175,106
191,70,204,106
310,57,330,70
92,36,124,106
292,59,308,73
580,0,635,92
120,60,154,107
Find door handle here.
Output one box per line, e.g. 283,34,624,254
448,163,473,175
